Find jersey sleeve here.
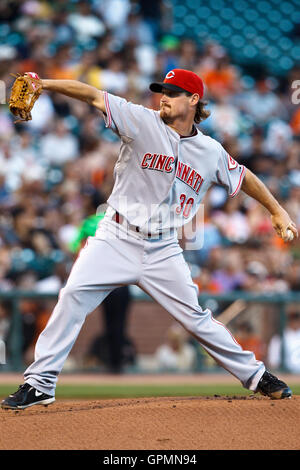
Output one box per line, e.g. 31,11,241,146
101,92,149,141
214,144,246,197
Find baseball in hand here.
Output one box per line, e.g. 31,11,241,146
25,72,40,91
286,228,294,241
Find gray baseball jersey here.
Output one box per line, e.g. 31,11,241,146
24,92,265,396
102,92,245,233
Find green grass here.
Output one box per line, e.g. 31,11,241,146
0,383,299,400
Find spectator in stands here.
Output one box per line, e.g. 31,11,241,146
177,39,199,71
286,261,300,292
155,324,196,372
211,249,246,292
115,11,154,46
10,131,45,184
67,1,106,45
0,173,11,206
199,54,240,100
234,320,266,362
211,195,251,244
0,138,26,191
243,79,284,126
99,56,129,95
208,96,242,139
264,120,293,160
40,119,79,167
267,311,300,373
96,0,131,32
193,267,222,294
290,107,300,136
8,206,37,249
44,45,78,81
0,247,13,291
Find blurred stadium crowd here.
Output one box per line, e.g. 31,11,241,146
0,0,299,367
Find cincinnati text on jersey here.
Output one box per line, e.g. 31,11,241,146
141,153,204,194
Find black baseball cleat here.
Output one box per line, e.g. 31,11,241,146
1,383,55,410
255,370,292,399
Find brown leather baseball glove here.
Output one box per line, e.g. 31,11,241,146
9,72,42,122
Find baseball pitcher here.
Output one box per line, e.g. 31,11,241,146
2,69,298,409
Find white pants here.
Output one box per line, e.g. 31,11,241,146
24,217,265,395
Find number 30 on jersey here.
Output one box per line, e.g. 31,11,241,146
175,194,194,218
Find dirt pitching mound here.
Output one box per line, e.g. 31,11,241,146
1,395,299,450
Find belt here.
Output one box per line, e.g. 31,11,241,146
112,211,162,238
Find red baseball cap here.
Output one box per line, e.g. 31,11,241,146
149,69,204,98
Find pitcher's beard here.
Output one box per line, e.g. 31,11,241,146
160,108,173,124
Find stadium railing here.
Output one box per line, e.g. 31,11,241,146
1,290,300,372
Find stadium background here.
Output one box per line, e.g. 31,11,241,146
0,0,299,400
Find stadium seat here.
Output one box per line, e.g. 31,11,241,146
172,0,299,75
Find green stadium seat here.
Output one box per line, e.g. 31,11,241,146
230,35,246,48
219,25,232,38
207,16,222,29
220,8,235,20
279,19,293,32
256,19,270,32
184,14,199,27
257,1,271,13
197,7,212,19
291,46,300,60
279,37,293,51
280,2,295,15
231,17,246,30
268,11,282,23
